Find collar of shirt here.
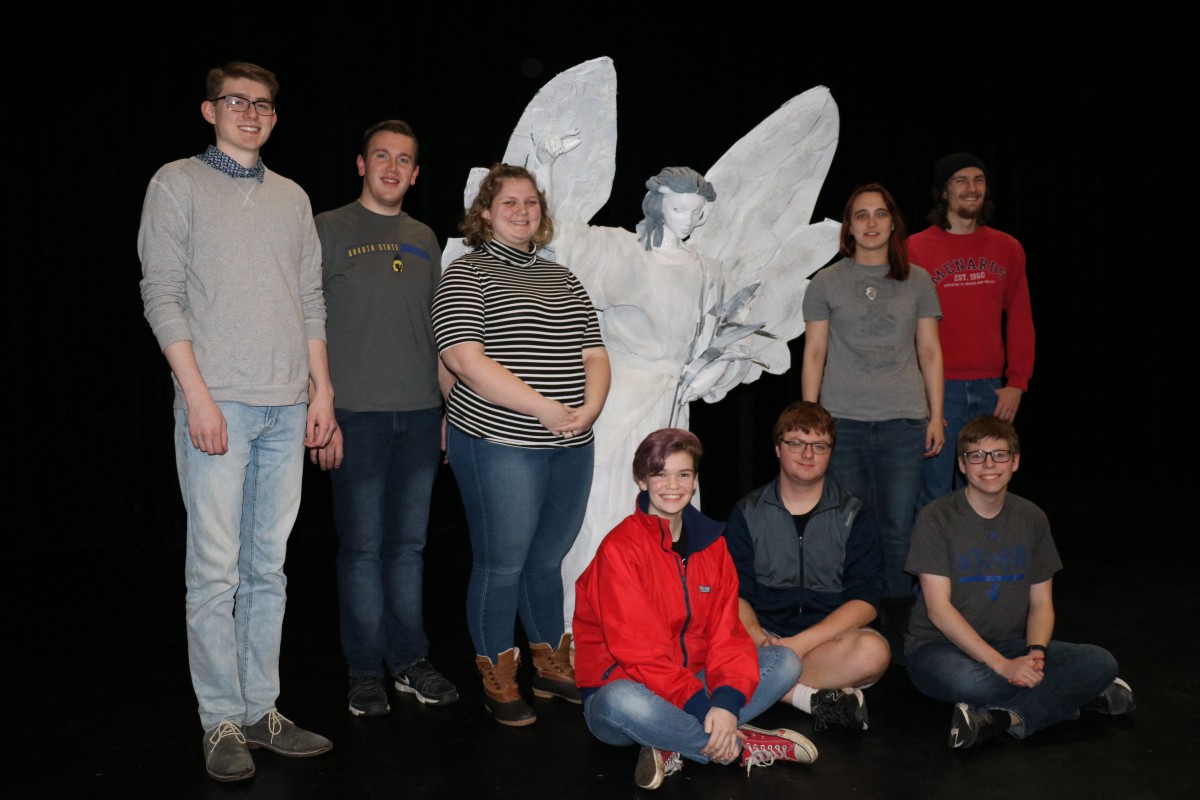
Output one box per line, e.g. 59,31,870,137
482,239,538,267
196,144,265,183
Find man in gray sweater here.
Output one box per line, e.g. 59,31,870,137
138,61,336,783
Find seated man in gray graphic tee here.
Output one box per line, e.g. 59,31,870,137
905,414,1134,749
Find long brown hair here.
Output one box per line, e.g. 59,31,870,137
838,183,909,281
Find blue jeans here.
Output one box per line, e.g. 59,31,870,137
908,638,1118,738
829,418,926,598
917,378,1003,511
447,426,593,661
174,402,307,731
331,407,442,677
583,646,801,763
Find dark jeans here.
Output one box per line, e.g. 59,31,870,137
829,417,927,598
908,638,1118,738
332,408,442,676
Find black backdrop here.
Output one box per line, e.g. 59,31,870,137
9,11,1182,553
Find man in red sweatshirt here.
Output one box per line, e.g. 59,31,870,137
908,153,1034,510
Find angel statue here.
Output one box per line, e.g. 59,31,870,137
442,58,842,632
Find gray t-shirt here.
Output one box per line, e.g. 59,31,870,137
315,201,442,412
904,489,1062,655
802,258,941,421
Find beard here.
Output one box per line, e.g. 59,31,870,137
945,191,984,220
950,196,983,220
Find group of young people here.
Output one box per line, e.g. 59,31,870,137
138,61,1134,788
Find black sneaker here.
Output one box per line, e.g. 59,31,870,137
948,703,1009,749
811,688,868,731
348,675,391,717
395,658,460,705
1083,678,1136,715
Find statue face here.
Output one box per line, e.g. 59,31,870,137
660,191,708,243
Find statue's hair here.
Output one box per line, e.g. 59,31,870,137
635,167,716,251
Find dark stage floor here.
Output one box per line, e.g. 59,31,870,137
17,468,1198,800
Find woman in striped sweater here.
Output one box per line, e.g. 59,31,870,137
432,163,610,727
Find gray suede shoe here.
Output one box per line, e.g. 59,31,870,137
203,720,255,782
244,709,333,757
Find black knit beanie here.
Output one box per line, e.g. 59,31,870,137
933,153,988,190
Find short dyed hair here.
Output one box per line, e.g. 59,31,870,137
205,61,279,101
632,428,703,483
839,182,909,281
958,414,1019,455
460,163,555,249
361,119,419,163
772,401,836,448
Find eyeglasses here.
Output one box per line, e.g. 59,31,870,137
961,449,1015,464
779,439,832,455
209,95,276,115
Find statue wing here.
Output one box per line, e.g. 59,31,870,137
689,86,842,398
442,57,618,268
503,56,617,222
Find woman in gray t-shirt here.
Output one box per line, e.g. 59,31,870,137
800,183,944,637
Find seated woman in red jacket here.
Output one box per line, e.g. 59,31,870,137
573,428,817,791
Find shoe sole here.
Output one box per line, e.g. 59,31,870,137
246,741,333,758
207,765,255,782
739,725,818,764
395,681,460,705
348,702,391,717
949,703,975,748
532,686,583,704
634,747,665,790
850,689,869,730
484,699,537,727
1111,678,1137,714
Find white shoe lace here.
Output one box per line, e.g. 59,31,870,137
208,720,246,748
662,751,683,776
263,708,289,737
743,746,778,775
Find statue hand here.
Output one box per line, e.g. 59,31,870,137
536,129,582,163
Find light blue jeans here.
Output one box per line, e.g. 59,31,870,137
332,408,442,677
175,402,307,730
447,426,593,661
583,646,801,763
908,638,1118,738
829,417,927,598
917,377,1004,511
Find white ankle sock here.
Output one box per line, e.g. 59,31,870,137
790,684,817,715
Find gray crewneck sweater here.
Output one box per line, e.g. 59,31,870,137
139,157,326,409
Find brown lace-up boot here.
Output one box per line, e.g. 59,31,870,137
476,647,536,727
530,633,581,704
